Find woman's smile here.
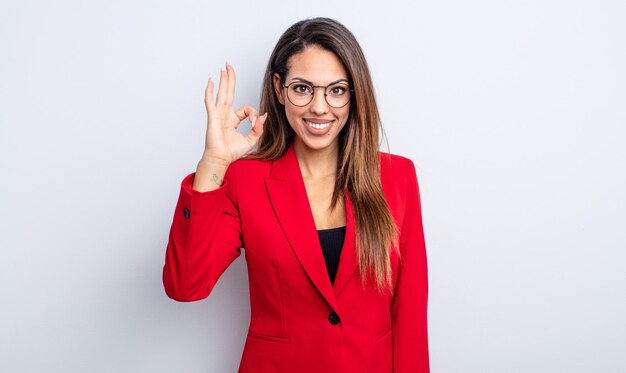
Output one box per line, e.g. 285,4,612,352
305,118,334,134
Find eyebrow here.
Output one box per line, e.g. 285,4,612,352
289,77,350,86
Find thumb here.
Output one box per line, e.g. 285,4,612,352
246,112,266,144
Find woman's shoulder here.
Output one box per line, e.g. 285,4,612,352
378,150,415,173
377,151,420,201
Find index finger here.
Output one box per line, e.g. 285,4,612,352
234,105,259,122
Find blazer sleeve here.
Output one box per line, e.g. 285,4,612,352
391,159,430,372
162,165,243,302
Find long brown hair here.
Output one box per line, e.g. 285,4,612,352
252,17,398,292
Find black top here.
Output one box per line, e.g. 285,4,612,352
317,226,346,285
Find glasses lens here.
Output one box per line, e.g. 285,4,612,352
325,84,350,108
287,83,313,106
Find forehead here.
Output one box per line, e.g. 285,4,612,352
286,45,348,84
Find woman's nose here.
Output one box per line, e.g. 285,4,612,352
308,89,329,114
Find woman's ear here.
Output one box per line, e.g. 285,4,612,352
273,73,285,105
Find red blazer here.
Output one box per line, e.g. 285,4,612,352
163,144,429,373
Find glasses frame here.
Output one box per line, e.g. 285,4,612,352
281,81,353,108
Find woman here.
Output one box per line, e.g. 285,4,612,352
163,17,429,372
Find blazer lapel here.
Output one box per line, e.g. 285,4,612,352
264,145,340,312
332,193,357,297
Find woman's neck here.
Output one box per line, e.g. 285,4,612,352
293,139,339,180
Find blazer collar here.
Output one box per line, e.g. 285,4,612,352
264,144,357,313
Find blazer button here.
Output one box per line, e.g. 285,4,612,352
183,208,191,219
328,311,340,325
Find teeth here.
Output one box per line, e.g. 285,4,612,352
306,121,331,129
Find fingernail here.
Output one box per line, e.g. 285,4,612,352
250,115,257,127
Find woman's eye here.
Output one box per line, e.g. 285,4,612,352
329,86,348,96
293,84,312,94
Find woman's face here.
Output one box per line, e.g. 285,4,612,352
274,45,351,153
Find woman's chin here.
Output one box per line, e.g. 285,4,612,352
294,136,339,153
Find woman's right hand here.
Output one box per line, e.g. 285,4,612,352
193,63,266,192
202,62,266,166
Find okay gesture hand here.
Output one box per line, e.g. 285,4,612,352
202,62,266,166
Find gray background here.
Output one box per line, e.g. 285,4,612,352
1,0,624,372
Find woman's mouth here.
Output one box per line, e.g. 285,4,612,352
306,120,332,129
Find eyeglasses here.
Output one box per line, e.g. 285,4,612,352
282,81,353,108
